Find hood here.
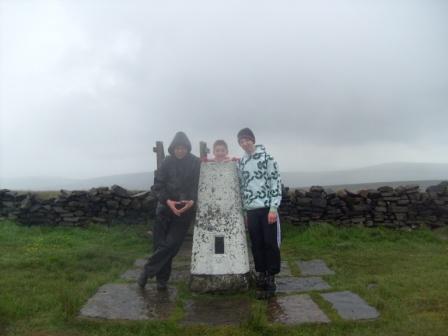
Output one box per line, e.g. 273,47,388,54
168,131,192,155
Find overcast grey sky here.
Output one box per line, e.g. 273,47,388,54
1,0,447,179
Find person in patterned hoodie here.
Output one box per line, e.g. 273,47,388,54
237,128,282,299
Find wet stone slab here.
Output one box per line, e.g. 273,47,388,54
182,296,252,326
276,276,331,294
79,283,177,320
120,268,190,284
278,261,293,277
297,259,335,276
268,294,330,324
321,291,380,320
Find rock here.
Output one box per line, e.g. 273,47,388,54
111,185,129,197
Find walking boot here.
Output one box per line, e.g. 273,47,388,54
255,271,268,300
137,270,149,289
265,274,277,299
156,280,168,292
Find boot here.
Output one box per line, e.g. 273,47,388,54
137,270,149,289
255,271,268,300
156,280,168,291
265,274,277,299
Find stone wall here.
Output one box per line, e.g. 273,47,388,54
279,182,448,229
0,185,157,226
1,182,448,229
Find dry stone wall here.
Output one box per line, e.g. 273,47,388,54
280,181,448,229
1,182,448,229
0,185,157,226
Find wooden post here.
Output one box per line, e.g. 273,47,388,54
199,141,209,161
153,141,165,170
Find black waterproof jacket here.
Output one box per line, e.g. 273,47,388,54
151,132,201,205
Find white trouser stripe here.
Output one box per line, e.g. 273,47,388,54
277,216,281,247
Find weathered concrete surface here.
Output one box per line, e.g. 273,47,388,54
190,162,250,292
321,291,380,320
79,283,176,320
268,294,330,324
182,296,252,326
297,259,335,276
189,273,250,293
276,276,331,294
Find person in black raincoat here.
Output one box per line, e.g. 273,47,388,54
138,131,201,290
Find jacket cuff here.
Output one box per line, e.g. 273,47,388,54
269,206,278,213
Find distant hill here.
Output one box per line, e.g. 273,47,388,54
281,162,448,188
1,162,447,191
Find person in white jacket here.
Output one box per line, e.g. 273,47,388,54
237,127,282,299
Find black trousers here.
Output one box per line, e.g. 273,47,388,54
143,204,194,282
247,207,281,275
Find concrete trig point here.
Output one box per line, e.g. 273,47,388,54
153,140,250,293
190,142,250,293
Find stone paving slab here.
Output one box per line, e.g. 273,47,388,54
268,294,330,324
321,291,380,320
134,258,147,268
182,296,252,326
79,283,177,320
297,259,335,276
121,268,190,284
278,261,293,277
276,276,331,294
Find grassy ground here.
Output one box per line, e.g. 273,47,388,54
1,220,447,336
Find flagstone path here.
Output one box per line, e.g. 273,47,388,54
79,237,380,325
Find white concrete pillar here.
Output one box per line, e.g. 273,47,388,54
189,161,250,293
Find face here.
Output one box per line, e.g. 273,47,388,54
238,137,255,154
213,145,228,161
174,145,188,159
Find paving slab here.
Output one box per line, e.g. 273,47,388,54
278,260,293,277
79,283,177,320
297,259,335,276
134,258,147,268
321,291,380,320
268,294,330,324
182,296,252,326
276,276,331,294
120,268,190,284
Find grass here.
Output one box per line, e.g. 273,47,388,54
1,220,448,335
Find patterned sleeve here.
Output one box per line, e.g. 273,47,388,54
267,155,282,211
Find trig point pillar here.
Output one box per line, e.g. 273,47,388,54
189,161,250,293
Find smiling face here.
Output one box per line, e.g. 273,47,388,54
174,145,188,159
238,137,255,154
213,144,228,162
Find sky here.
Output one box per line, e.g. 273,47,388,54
1,0,447,180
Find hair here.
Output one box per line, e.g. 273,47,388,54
213,139,228,150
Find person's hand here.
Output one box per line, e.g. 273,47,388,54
166,199,181,216
268,211,277,224
178,200,194,215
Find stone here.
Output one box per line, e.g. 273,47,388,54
268,294,330,324
79,283,176,320
297,259,335,276
278,260,292,277
182,296,252,326
134,258,147,268
190,162,250,293
276,276,331,294
321,291,380,320
111,185,129,197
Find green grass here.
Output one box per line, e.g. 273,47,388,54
1,220,448,335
